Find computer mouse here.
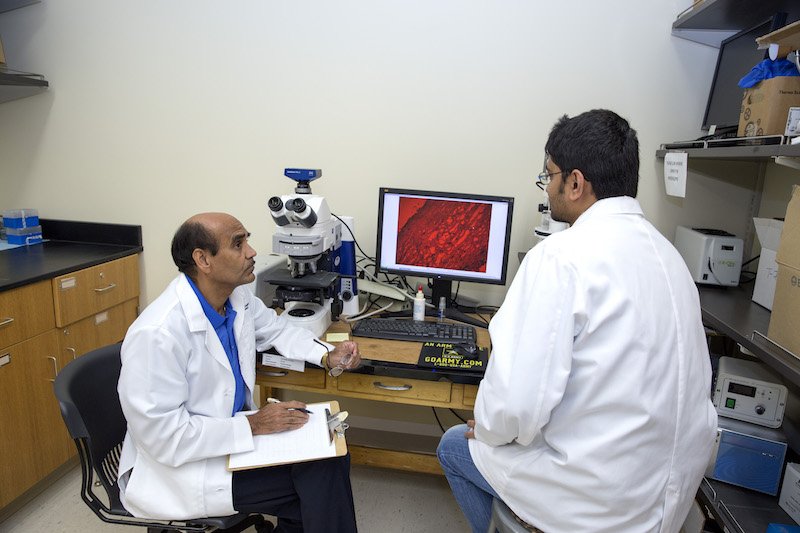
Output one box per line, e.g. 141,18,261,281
454,343,479,359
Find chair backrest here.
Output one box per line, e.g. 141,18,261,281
53,342,128,513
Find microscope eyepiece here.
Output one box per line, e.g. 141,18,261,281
288,198,306,212
288,198,317,228
268,196,291,226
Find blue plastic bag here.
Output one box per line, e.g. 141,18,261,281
739,58,800,88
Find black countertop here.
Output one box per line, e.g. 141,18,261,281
0,219,143,292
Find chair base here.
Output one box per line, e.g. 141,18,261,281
146,513,273,533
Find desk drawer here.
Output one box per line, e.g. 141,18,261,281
336,373,452,403
257,366,326,389
52,255,139,327
58,298,138,360
0,281,55,350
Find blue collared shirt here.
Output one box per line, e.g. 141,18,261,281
186,276,246,415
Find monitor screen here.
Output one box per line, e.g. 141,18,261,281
375,188,514,304
702,14,786,132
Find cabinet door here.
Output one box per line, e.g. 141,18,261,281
0,280,55,351
0,330,68,509
58,298,138,361
52,255,139,327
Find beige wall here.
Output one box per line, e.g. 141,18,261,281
0,0,744,307
4,0,796,442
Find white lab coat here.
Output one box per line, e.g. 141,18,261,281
117,274,328,520
471,197,717,533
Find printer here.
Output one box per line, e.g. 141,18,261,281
674,226,743,286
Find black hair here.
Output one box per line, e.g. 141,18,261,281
170,220,219,276
544,109,639,199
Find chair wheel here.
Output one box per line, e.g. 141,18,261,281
255,522,274,533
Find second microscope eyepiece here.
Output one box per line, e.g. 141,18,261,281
288,198,317,228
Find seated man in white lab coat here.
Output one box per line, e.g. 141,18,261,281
117,212,360,533
437,109,718,533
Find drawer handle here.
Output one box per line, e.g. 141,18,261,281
263,370,288,377
373,381,412,391
94,283,117,293
0,353,10,367
47,355,58,382
0,317,14,328
66,347,78,360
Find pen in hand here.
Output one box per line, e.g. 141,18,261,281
267,397,312,414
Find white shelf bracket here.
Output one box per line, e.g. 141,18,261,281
773,156,800,171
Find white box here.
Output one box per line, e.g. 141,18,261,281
787,107,800,137
753,218,784,310
780,462,800,525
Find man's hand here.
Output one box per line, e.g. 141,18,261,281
465,419,476,440
329,340,361,371
246,400,310,435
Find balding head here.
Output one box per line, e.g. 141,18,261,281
171,212,239,277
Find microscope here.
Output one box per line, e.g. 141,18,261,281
534,195,568,245
267,169,344,336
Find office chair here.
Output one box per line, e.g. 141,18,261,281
53,343,273,533
487,498,538,533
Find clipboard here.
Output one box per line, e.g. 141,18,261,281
227,401,347,471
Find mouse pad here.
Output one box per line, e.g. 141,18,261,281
416,341,488,372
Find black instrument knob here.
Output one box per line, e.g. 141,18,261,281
755,405,766,415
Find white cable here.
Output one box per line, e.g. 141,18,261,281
341,301,395,323
356,266,414,301
794,50,800,75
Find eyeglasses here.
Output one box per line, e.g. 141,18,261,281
315,338,346,377
536,169,566,189
536,156,568,190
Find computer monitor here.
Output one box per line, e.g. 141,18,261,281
375,187,514,311
702,13,787,132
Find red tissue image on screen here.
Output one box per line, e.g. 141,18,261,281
396,198,491,272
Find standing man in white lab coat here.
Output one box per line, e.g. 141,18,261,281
117,212,360,533
437,109,717,533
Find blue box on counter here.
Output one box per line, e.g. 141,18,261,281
2,209,40,229
6,225,43,245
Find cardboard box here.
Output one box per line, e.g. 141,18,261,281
769,186,800,356
753,218,784,310
780,462,800,526
739,77,800,137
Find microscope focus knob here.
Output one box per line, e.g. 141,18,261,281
755,405,766,415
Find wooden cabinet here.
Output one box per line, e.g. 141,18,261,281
0,281,55,348
0,329,65,509
57,298,138,361
0,254,139,515
52,255,139,327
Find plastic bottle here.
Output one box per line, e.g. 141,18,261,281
413,284,426,321
438,297,446,322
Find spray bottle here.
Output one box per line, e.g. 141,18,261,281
413,284,426,321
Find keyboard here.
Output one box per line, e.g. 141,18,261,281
351,318,477,344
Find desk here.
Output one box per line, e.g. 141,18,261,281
255,319,490,475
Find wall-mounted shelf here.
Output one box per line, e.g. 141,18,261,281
673,0,800,46
656,142,800,162
0,70,48,104
698,284,800,386
0,0,38,14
